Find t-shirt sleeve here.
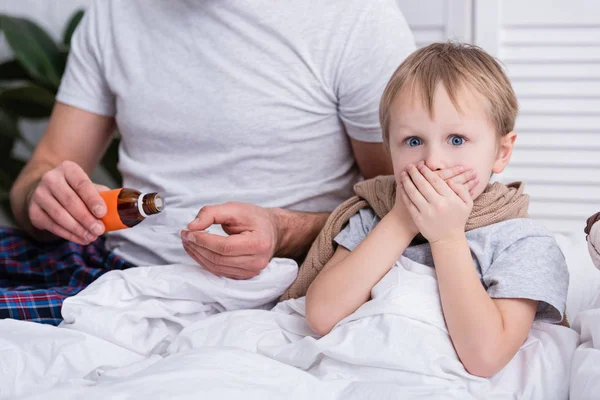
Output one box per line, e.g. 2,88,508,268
334,207,380,251
56,0,115,116
335,0,416,143
483,236,569,323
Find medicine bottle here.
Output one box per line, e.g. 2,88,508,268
99,188,164,231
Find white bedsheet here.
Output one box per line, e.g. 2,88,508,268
554,232,600,400
0,255,578,400
570,291,600,400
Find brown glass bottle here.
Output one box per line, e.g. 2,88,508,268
100,188,164,232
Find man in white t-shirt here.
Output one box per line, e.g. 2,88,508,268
4,0,415,324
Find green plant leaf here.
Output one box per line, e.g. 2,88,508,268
0,14,62,89
57,49,70,79
0,156,26,181
0,59,32,81
0,197,13,225
0,197,15,225
0,108,21,139
0,84,55,119
0,135,15,160
0,170,13,195
0,155,26,211
62,9,84,47
0,157,25,225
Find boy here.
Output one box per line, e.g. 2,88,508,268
304,42,569,378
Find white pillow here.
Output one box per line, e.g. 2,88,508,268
555,233,600,320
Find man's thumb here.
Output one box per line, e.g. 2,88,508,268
187,204,233,231
94,184,111,192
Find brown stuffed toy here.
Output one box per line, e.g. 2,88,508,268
586,212,600,270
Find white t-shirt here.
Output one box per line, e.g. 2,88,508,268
57,0,416,266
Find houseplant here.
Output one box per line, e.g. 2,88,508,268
0,10,121,222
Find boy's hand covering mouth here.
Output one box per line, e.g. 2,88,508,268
392,164,478,236
427,163,479,197
399,164,475,244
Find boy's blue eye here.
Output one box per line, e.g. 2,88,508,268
448,135,465,146
405,137,422,147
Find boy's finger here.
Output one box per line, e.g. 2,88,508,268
436,165,465,181
467,178,480,196
406,165,438,203
401,170,428,212
400,183,420,219
418,164,455,197
449,180,472,205
447,169,476,185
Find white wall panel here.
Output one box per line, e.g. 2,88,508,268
474,0,600,237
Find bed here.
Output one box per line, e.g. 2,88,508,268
0,227,598,400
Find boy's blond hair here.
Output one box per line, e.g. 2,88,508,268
379,42,518,146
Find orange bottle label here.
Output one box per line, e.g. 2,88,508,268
99,189,129,232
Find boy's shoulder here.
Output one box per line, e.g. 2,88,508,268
468,218,561,256
474,217,554,237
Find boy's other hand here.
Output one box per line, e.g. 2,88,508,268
392,164,477,235
431,162,479,197
399,164,474,244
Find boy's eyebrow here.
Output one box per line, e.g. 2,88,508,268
395,124,425,134
395,122,466,133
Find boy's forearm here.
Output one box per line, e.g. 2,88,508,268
430,235,508,377
306,215,415,335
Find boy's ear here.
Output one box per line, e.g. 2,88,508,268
492,131,517,174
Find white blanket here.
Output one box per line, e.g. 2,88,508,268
570,291,600,400
0,256,578,400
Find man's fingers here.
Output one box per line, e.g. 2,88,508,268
183,242,218,273
183,242,257,279
51,176,104,237
62,162,106,218
185,240,266,270
188,202,248,231
94,184,111,193
183,230,261,257
188,207,217,231
33,186,95,242
29,202,90,245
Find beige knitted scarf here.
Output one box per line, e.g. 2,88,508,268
280,175,569,327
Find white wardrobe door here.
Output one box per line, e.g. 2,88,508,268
397,0,473,47
475,0,600,236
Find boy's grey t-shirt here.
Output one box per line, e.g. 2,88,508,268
56,0,415,266
334,208,569,323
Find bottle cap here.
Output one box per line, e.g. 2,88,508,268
154,194,164,212
139,193,164,217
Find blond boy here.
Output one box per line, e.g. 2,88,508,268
305,42,569,378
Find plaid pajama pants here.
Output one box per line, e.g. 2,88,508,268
0,227,134,325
